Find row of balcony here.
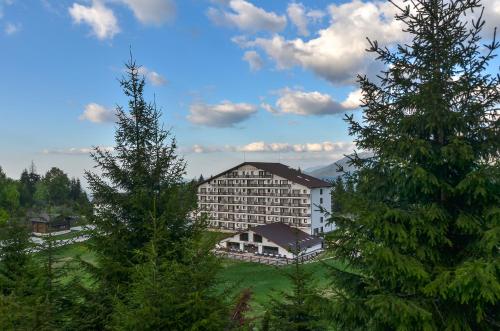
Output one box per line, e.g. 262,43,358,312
199,192,310,198
223,174,273,179
211,218,309,227
201,208,310,218
199,200,310,208
201,183,291,188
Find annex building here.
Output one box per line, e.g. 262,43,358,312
197,162,332,235
216,222,323,259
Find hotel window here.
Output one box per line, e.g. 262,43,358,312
320,198,323,204
320,217,323,223
320,189,323,194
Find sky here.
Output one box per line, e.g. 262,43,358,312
0,0,498,182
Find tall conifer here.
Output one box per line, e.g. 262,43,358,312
328,0,499,329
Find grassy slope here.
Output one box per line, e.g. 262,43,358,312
218,258,340,318
51,232,341,319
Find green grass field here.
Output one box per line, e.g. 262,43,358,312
50,232,341,319
217,258,340,317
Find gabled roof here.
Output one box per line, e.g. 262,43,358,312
251,222,322,251
199,162,331,189
29,213,70,226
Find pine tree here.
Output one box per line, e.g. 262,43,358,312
328,0,499,329
33,226,72,330
19,162,41,208
82,55,201,328
110,207,230,330
263,252,327,331
0,167,20,222
0,218,46,330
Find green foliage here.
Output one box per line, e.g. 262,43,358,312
19,162,41,207
328,0,500,330
263,256,328,331
111,216,230,331
43,167,71,206
81,55,221,329
0,167,20,218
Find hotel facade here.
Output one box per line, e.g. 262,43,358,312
197,162,332,235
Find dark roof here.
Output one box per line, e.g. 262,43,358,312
29,213,70,226
251,222,322,251
200,162,331,189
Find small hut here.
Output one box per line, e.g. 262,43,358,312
30,213,71,235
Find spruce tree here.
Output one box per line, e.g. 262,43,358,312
110,208,230,330
328,0,499,329
263,252,327,331
82,55,201,328
19,162,41,208
0,218,48,330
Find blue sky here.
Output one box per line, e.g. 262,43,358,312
0,0,498,181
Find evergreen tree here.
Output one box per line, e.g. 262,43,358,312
33,225,74,330
0,218,42,330
82,55,200,328
0,167,20,222
19,162,41,208
110,209,230,330
328,0,499,329
263,252,327,331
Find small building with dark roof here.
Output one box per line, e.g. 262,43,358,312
198,162,333,234
30,213,71,235
216,222,323,259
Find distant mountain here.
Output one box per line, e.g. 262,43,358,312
305,152,372,181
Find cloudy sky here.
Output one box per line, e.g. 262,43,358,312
1,0,498,181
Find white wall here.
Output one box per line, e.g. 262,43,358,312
310,187,334,235
217,230,322,259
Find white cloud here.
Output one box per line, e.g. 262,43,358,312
236,0,406,85
118,0,176,25
207,0,286,33
268,88,360,116
476,0,500,37
242,50,263,71
137,66,167,86
4,22,19,35
260,102,277,114
187,100,257,127
287,3,309,36
341,88,363,109
286,3,325,36
78,103,116,123
186,140,356,154
69,0,120,40
187,144,226,153
42,146,114,155
306,9,325,22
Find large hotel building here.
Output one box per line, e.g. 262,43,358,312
197,162,333,235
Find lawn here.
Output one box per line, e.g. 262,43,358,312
48,231,342,319
217,257,340,317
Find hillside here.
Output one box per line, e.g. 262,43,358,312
305,152,372,181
